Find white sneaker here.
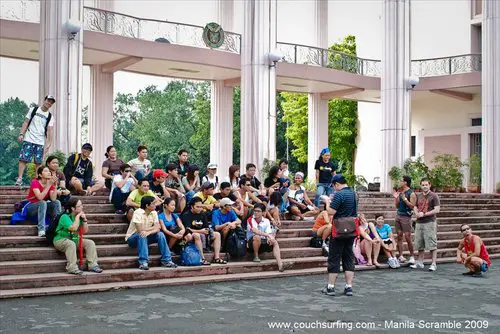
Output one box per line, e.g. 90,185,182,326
398,256,406,263
410,261,424,269
395,258,401,268
388,258,397,269
408,256,416,265
15,177,23,186
428,263,437,272
38,230,46,237
322,243,329,254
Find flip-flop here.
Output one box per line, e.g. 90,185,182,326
201,259,211,266
212,258,227,264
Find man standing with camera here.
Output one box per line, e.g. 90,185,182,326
322,174,358,297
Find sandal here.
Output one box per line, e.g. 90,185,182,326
201,259,211,266
212,258,227,264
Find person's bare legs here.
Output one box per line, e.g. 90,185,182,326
361,239,373,265
290,206,303,220
90,180,104,194
404,232,414,257
18,161,27,179
71,177,84,194
270,208,281,227
212,231,221,259
344,271,354,285
252,237,261,259
431,249,437,264
397,231,405,258
167,236,178,250
372,242,381,266
270,239,283,270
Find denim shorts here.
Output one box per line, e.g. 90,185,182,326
480,261,489,273
19,141,44,164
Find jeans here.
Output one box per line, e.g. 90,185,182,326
110,187,130,211
135,170,152,182
25,200,62,233
185,190,195,204
127,232,172,265
315,183,333,207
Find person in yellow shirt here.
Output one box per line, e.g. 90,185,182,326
193,182,220,217
125,179,162,221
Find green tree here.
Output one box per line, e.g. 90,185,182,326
113,92,140,162
280,35,359,175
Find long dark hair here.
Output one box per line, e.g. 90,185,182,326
187,164,199,183
229,164,240,182
267,165,280,179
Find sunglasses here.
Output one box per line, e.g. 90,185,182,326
461,227,471,232
245,184,251,186
124,170,131,172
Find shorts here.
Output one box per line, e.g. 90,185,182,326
19,141,44,165
311,231,318,238
395,215,413,233
247,236,273,253
480,261,489,273
414,220,437,251
71,177,96,189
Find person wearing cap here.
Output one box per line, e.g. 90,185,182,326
201,162,220,191
63,143,103,196
314,148,338,207
15,95,56,186
288,171,319,221
214,182,244,217
212,198,241,246
322,173,358,297
193,182,219,218
150,169,170,201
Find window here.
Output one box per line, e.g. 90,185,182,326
472,0,482,17
469,133,481,157
471,118,482,126
411,136,416,157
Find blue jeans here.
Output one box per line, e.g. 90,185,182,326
110,187,130,211
135,170,152,182
315,183,333,207
185,190,195,204
25,200,61,233
127,232,172,265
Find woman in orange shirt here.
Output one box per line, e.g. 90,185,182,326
312,210,332,252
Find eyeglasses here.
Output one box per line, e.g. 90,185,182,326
124,170,131,172
245,184,251,186
461,227,471,232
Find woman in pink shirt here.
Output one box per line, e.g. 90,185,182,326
25,166,62,237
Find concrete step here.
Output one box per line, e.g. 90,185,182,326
361,210,500,218
0,195,110,205
356,204,500,211
0,203,115,214
0,223,128,236
3,254,500,299
0,256,328,290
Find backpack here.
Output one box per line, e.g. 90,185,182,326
309,236,323,248
225,227,247,259
180,242,202,266
63,153,80,180
45,212,66,244
202,175,219,188
26,106,52,138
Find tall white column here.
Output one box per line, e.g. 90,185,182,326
380,0,411,192
240,0,277,175
210,0,234,177
307,0,329,180
39,0,84,154
481,1,500,193
88,0,114,175
89,65,114,177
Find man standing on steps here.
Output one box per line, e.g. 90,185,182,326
393,175,417,265
322,174,358,297
410,178,440,272
15,95,56,186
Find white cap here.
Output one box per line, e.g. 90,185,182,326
220,197,235,207
207,162,218,169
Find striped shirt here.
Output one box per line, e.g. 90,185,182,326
330,187,357,218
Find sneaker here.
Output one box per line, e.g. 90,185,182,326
462,271,475,276
344,286,353,296
395,258,401,268
89,265,103,273
472,272,483,277
253,257,261,263
161,261,178,268
38,230,46,238
139,263,149,271
410,261,425,269
428,263,437,272
322,243,329,254
115,210,124,215
68,269,83,275
388,258,397,269
408,256,416,265
15,177,23,186
398,256,406,263
321,285,335,296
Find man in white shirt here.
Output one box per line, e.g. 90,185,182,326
16,95,56,186
127,145,152,181
246,203,284,271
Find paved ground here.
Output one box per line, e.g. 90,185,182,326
0,260,499,334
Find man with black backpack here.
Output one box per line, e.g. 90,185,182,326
212,198,242,252
15,95,56,186
322,174,358,297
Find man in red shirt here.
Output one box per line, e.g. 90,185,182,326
456,224,491,277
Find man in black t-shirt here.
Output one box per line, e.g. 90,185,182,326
64,143,103,196
314,149,338,207
181,197,225,264
214,182,243,217
244,163,265,195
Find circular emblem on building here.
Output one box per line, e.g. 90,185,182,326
203,22,225,49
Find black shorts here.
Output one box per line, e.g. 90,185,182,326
287,204,308,214
247,236,273,253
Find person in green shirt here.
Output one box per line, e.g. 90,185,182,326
53,197,103,275
125,179,162,221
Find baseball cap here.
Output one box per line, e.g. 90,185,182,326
81,143,93,151
153,169,168,178
331,173,346,184
207,162,217,169
45,95,56,103
201,181,214,190
220,197,235,207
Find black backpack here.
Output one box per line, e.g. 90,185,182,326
45,212,65,244
225,227,247,259
310,236,323,248
27,106,52,138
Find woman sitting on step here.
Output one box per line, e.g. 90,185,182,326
53,197,103,275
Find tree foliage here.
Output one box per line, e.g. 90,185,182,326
280,35,359,177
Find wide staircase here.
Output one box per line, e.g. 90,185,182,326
0,187,499,299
